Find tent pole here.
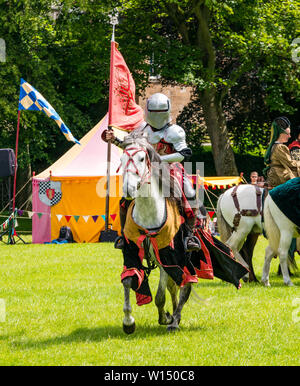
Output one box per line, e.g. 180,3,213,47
105,38,115,232
12,110,21,213
105,140,111,232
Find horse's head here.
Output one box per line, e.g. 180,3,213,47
118,136,156,200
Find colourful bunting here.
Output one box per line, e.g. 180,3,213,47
92,215,98,223
9,211,118,226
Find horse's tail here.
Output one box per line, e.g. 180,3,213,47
216,193,233,242
264,195,280,253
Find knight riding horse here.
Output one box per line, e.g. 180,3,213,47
116,135,249,333
103,92,204,252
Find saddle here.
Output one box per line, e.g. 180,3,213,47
231,185,263,228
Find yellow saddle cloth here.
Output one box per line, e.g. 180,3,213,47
124,199,183,252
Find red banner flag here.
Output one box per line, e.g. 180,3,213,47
108,41,144,132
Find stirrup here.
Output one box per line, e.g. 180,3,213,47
184,236,201,252
114,235,125,250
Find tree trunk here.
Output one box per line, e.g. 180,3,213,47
201,89,238,176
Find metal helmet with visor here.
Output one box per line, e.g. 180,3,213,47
145,93,171,130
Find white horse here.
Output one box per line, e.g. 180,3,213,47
261,194,299,287
217,184,264,282
119,135,196,333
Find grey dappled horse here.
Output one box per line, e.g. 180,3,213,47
119,136,194,333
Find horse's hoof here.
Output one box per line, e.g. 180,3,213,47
166,311,174,325
159,311,173,325
261,280,271,287
123,322,136,334
167,325,180,333
261,279,270,287
285,281,294,287
242,274,249,283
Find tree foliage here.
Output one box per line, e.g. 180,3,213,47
116,0,300,162
0,0,299,177
0,0,112,173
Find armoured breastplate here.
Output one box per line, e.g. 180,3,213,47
144,124,185,156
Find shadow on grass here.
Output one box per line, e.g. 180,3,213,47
9,323,204,351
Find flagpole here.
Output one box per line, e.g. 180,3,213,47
8,108,26,245
105,12,118,232
12,110,21,213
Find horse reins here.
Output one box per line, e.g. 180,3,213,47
116,146,152,188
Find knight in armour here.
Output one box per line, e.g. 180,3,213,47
103,93,203,251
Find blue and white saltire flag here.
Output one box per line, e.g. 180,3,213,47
18,78,80,145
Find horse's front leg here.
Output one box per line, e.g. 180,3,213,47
167,276,178,315
167,283,192,332
155,267,174,325
122,277,136,334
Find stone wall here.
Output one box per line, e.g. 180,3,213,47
137,81,192,122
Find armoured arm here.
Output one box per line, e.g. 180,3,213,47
112,136,126,149
160,152,184,163
102,122,148,149
160,124,192,163
101,129,124,148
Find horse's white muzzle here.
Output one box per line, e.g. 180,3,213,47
123,175,139,199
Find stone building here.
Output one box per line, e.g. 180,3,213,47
138,79,192,122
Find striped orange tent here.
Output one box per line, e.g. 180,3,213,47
32,115,126,243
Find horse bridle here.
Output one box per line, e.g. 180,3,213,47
116,146,152,188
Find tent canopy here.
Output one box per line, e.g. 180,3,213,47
191,175,243,189
36,115,125,179
32,115,125,243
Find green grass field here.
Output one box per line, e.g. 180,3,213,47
0,235,299,366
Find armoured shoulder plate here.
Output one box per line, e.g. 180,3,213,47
164,124,187,152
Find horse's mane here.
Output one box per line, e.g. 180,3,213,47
122,134,182,207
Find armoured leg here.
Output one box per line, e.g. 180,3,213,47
182,175,202,251
114,199,129,249
184,207,201,252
